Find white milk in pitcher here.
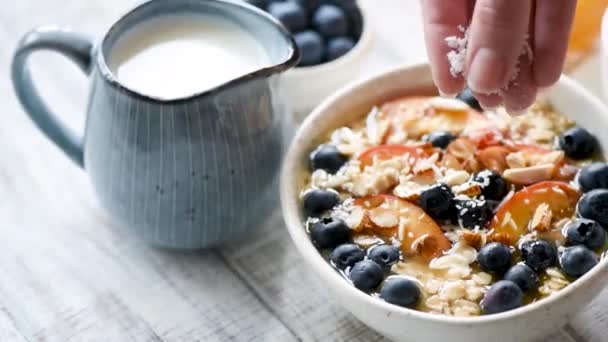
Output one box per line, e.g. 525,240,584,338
109,14,270,100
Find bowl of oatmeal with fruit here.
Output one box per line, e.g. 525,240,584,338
280,64,608,341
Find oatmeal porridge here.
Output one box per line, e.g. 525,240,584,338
300,89,608,316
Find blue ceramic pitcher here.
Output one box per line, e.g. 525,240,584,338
11,0,300,248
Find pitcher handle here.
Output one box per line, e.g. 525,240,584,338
11,27,94,168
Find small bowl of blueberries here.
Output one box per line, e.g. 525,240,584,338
248,0,372,117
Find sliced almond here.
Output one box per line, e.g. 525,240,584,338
503,164,554,185
461,158,481,173
441,153,463,170
353,235,384,249
447,138,477,161
459,231,484,249
410,234,442,260
476,146,510,173
393,181,424,201
428,97,470,112
506,152,527,169
530,203,552,232
537,150,565,166
345,206,366,231
556,163,579,182
368,207,399,228
441,169,470,186
410,169,437,185
414,153,440,174
454,182,482,197
487,232,512,246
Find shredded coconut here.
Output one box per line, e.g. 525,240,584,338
445,26,534,88
445,25,469,77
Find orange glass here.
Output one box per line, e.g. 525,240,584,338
565,0,608,70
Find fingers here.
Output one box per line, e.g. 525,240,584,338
533,0,577,87
420,0,470,96
473,91,503,109
502,52,537,113
466,0,533,94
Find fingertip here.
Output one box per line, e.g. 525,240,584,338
433,73,466,97
503,85,537,114
472,91,503,109
533,50,564,87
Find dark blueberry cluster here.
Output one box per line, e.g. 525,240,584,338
416,170,508,230
480,140,608,316
302,187,419,307
320,229,421,307
249,0,363,66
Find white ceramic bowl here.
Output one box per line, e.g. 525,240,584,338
280,64,608,342
282,2,373,120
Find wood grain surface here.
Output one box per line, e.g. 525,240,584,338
0,0,604,341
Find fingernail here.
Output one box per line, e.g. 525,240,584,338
438,90,457,98
467,48,507,94
507,108,527,116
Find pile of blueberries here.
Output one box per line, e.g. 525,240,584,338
304,145,421,308
248,0,363,66
302,90,608,313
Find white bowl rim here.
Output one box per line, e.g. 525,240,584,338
289,2,373,74
280,62,608,325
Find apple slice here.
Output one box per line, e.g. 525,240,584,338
354,195,451,261
489,181,580,246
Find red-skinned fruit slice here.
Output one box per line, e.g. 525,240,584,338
358,145,427,168
354,195,451,261
379,96,492,140
489,181,581,246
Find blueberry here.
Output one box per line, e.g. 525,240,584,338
564,218,606,250
310,217,350,249
380,277,421,308
480,280,523,315
368,245,400,268
418,183,454,220
330,243,365,270
503,263,539,292
578,162,608,192
349,260,384,292
303,189,340,216
425,131,455,149
477,242,512,274
456,88,482,111
312,4,349,38
453,198,493,230
268,1,307,32
309,144,347,174
326,0,364,37
520,240,557,272
248,0,268,9
578,189,608,227
472,169,508,201
294,30,324,66
560,245,598,278
558,127,597,160
326,36,355,61
289,0,320,13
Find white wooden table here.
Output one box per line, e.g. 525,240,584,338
0,1,606,341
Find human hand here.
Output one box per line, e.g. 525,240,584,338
420,0,577,112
